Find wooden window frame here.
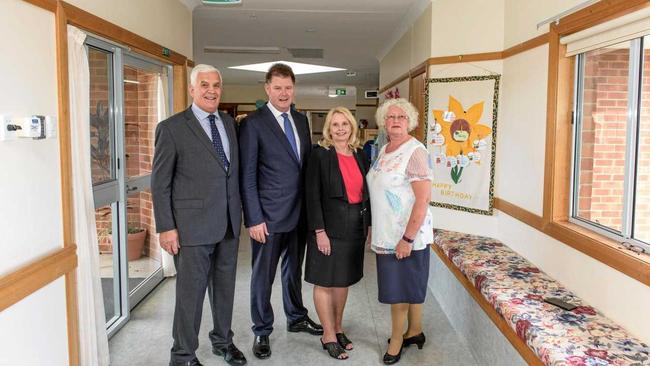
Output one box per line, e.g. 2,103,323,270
544,0,650,286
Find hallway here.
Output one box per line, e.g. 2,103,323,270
108,233,479,366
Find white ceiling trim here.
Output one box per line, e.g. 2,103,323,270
376,0,432,62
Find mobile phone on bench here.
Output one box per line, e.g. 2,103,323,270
543,297,577,311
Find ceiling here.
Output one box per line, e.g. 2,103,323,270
182,0,427,88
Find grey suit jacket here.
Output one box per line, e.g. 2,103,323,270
151,107,241,246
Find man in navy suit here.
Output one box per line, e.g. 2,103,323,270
239,63,323,359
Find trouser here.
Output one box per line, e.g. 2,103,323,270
170,224,238,363
250,228,308,336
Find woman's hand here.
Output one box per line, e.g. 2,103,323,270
316,231,332,256
395,240,412,260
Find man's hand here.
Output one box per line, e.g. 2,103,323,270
248,222,269,243
159,229,180,255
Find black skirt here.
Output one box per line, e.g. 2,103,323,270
305,204,365,288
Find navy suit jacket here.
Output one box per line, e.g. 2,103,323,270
239,105,312,233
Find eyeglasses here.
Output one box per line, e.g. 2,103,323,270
385,114,408,121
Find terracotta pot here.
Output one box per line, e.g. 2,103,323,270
127,229,147,261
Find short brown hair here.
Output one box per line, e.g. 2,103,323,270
266,63,295,83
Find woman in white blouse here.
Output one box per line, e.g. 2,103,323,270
366,98,433,365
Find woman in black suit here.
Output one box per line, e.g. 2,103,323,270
305,106,371,360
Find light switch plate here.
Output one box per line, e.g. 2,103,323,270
0,115,17,141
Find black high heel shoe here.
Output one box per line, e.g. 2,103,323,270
321,338,348,360
382,344,403,365
403,333,425,349
387,332,426,349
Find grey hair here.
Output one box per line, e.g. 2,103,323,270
375,98,419,132
190,64,223,87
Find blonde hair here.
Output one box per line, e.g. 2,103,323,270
318,107,361,150
375,98,419,132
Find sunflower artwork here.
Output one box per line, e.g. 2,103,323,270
425,74,499,215
431,96,492,184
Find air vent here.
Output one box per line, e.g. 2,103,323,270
288,48,324,59
204,46,281,54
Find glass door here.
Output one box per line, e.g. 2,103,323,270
87,36,172,337
121,53,169,307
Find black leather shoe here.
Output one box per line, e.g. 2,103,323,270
252,335,271,359
169,358,203,366
287,316,324,335
382,344,403,365
213,343,247,366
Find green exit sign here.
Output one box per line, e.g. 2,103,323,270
335,88,346,96
162,47,170,57
202,0,242,4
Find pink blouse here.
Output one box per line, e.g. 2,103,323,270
337,153,363,204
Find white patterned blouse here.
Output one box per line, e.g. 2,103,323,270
367,137,434,254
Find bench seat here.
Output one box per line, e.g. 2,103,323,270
433,229,650,366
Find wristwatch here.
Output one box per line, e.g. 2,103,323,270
401,235,414,244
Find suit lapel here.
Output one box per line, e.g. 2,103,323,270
328,148,346,200
183,108,227,172
262,106,300,166
353,150,370,201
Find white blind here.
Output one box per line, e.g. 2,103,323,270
561,7,650,56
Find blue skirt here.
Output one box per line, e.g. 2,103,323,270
376,248,430,304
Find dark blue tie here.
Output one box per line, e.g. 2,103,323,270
208,114,229,170
281,112,299,161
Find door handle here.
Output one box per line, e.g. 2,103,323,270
126,186,138,192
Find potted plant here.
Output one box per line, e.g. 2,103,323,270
97,206,147,261
125,225,147,261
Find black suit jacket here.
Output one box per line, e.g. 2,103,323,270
239,105,312,232
151,108,241,245
305,146,371,238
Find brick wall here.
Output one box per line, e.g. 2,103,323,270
94,64,160,259
578,47,650,243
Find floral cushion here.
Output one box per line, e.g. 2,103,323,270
433,229,650,366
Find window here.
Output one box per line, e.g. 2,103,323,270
571,36,650,253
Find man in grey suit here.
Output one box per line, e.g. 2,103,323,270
152,64,246,366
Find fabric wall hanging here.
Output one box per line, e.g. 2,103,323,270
424,75,500,215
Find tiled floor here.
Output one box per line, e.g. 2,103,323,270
99,253,161,278
108,232,479,366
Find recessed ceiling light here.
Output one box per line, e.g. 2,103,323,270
305,28,317,33
229,61,345,75
204,46,281,54
202,0,242,5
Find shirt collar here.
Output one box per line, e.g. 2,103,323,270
191,103,219,122
266,102,291,120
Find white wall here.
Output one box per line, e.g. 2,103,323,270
66,0,193,58
497,46,548,215
379,0,650,344
0,278,69,366
0,2,70,364
430,0,504,56
0,0,62,276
